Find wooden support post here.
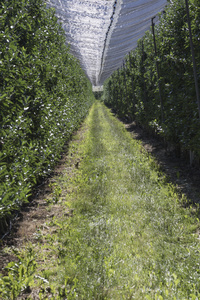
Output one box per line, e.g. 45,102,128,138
151,17,164,123
185,0,200,119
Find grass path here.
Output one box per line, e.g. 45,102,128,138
1,102,200,299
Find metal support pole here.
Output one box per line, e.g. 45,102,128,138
141,40,147,103
129,53,134,97
185,0,200,119
151,17,164,123
111,74,114,103
123,62,128,99
129,53,136,116
118,69,123,105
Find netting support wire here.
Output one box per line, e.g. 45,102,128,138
151,16,164,124
185,0,200,119
98,0,118,85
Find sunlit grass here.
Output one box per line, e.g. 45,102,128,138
1,101,199,299
48,102,200,299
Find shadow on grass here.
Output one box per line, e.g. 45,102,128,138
124,121,200,212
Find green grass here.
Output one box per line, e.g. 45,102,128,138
1,101,200,299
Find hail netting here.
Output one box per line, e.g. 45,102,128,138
46,0,167,86
46,0,114,86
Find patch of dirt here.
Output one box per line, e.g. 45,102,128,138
0,179,58,272
0,148,75,271
0,126,86,278
125,121,200,208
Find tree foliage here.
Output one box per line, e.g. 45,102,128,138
103,0,200,157
0,0,94,219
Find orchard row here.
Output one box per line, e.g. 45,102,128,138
103,0,200,160
0,0,94,222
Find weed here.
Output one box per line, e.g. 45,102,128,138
0,248,37,299
49,182,62,204
1,102,200,299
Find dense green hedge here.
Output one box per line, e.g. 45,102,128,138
103,0,200,158
0,0,94,220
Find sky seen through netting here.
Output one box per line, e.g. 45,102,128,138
47,0,167,86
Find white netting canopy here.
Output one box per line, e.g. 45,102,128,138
47,0,167,86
